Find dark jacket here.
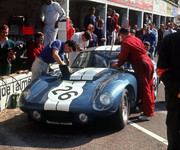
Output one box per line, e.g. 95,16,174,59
0,39,15,61
0,39,15,75
94,27,105,46
157,32,180,109
84,14,97,30
158,28,164,41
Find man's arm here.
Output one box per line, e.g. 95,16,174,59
40,4,45,22
55,3,66,22
52,48,73,74
117,43,130,67
157,36,171,88
76,44,84,51
52,48,65,65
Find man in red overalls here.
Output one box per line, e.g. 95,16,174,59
113,27,155,121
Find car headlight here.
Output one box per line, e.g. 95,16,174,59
21,89,31,100
100,92,113,105
93,92,113,111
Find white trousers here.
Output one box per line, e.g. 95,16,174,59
31,57,49,81
43,24,58,47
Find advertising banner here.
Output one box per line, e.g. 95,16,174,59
108,0,153,11
166,3,178,17
159,0,166,14
143,0,153,11
166,3,172,16
172,5,178,17
153,0,166,14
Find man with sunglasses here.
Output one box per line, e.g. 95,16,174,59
31,39,76,81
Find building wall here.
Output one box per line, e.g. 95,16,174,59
0,0,44,37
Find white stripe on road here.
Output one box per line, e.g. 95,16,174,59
128,121,168,145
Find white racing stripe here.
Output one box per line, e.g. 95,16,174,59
70,68,106,80
128,121,168,145
44,81,86,111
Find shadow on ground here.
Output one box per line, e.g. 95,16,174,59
0,109,120,149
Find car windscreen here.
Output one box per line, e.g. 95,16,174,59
71,51,119,68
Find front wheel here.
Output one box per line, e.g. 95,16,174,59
110,89,130,130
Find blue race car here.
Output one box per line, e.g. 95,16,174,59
19,45,158,130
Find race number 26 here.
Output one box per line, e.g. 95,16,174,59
51,86,78,100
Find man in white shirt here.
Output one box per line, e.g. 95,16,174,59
41,0,66,47
69,31,91,65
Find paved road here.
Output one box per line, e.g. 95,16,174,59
0,81,168,150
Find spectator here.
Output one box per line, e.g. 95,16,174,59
133,24,138,32
84,7,97,30
31,39,76,81
87,24,98,48
143,41,152,59
0,24,16,76
150,23,158,57
141,24,157,57
67,19,75,40
145,15,149,24
154,24,165,57
26,32,44,69
69,31,91,65
135,24,147,39
41,0,66,47
113,25,121,44
130,29,136,36
148,15,153,25
174,23,180,33
112,28,155,121
106,8,115,45
113,12,119,27
157,31,180,150
163,22,176,37
94,19,106,46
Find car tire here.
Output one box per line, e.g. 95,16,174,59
110,89,130,130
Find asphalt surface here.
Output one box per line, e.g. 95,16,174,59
0,82,167,150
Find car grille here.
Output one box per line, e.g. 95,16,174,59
43,111,73,123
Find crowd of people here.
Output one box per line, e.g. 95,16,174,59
2,3,179,76
0,1,179,148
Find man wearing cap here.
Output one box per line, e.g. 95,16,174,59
31,39,76,81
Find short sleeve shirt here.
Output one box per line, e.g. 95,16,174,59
39,40,65,63
71,32,89,49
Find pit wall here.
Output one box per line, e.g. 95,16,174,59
0,64,59,112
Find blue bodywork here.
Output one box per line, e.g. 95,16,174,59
19,46,139,124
